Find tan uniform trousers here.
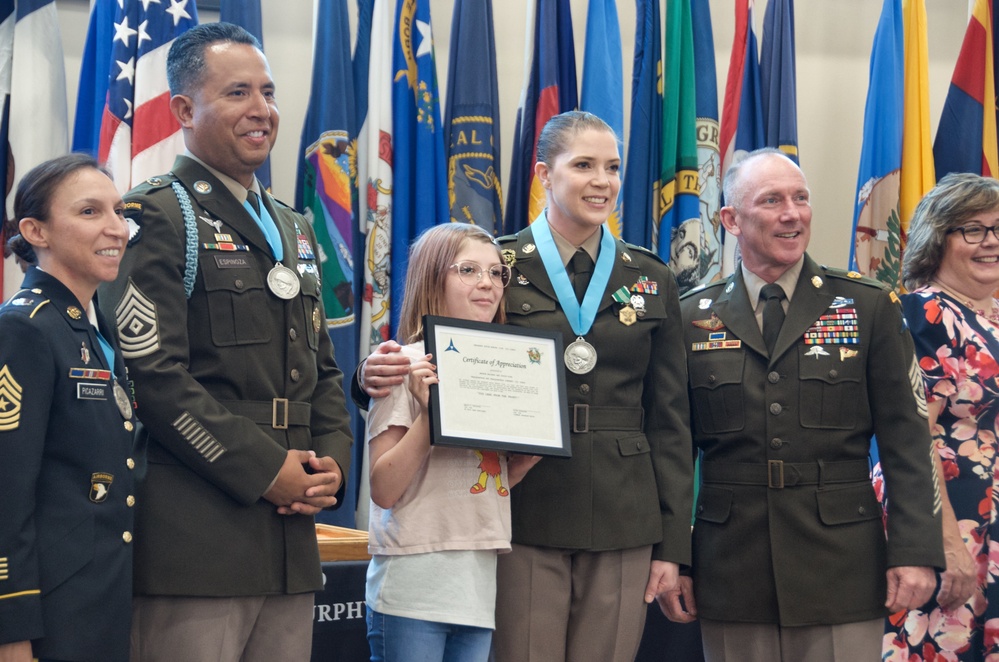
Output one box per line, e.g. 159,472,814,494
494,543,653,662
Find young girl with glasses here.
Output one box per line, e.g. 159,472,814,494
364,223,540,662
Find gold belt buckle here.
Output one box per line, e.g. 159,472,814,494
768,460,784,488
272,398,289,430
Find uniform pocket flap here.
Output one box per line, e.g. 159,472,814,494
689,353,745,390
816,483,881,525
798,348,864,383
505,292,558,316
199,254,266,292
694,485,734,524
617,433,650,457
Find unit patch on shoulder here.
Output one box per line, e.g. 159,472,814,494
115,279,160,359
0,365,22,431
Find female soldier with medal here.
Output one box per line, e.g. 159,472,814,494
362,111,695,662
0,154,136,662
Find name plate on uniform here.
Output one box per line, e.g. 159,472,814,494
423,315,571,457
77,382,109,400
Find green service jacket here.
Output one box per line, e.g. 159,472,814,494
681,255,944,626
498,227,693,565
100,156,353,597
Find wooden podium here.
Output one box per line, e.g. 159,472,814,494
315,524,370,562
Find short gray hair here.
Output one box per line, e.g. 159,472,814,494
722,147,792,208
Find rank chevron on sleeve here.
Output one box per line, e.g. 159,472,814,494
114,279,160,360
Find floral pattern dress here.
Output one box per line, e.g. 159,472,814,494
882,287,999,662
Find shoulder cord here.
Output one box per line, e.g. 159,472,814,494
171,181,199,299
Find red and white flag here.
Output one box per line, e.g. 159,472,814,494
98,0,198,193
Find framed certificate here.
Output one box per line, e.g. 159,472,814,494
423,315,571,457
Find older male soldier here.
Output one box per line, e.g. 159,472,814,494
99,23,352,662
677,148,943,661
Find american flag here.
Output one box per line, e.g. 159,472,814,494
98,0,198,193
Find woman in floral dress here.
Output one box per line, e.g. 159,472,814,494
883,173,999,661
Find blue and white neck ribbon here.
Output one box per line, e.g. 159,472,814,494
243,193,283,261
531,210,616,337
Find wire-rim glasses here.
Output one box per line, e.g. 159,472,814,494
449,261,512,288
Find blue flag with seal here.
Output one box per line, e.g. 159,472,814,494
295,0,360,527
850,0,903,285
661,0,701,290
692,0,723,287
391,0,448,335
444,0,502,233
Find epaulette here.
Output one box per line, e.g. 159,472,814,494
821,265,892,291
624,242,667,267
496,233,517,244
269,194,294,211
123,173,179,229
131,173,178,194
679,279,726,300
1,289,51,318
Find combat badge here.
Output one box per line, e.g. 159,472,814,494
691,313,725,331
502,249,517,268
90,473,113,503
630,295,646,318
115,280,160,360
804,346,830,359
0,365,22,431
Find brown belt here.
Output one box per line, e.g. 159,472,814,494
570,405,644,433
220,399,312,430
701,459,871,489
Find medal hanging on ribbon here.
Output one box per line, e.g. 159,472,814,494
243,193,300,299
531,211,617,374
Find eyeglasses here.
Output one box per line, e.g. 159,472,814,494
449,261,512,288
948,225,999,244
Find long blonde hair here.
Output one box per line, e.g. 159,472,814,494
397,223,506,343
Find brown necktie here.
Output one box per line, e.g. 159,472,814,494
761,283,786,355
